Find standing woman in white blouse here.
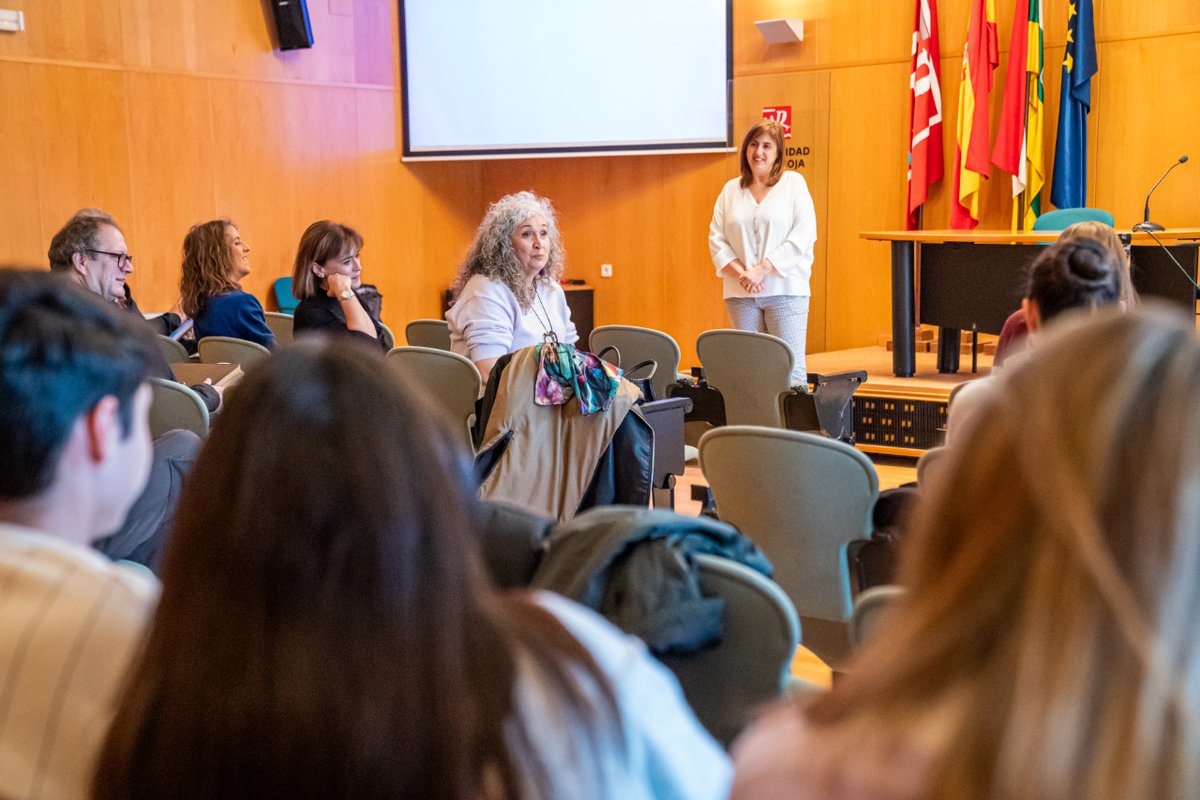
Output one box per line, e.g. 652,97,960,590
447,191,578,383
709,119,818,386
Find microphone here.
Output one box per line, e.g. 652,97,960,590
1133,155,1188,233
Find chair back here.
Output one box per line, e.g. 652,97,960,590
850,584,904,650
589,324,683,401
697,329,793,428
1032,207,1115,231
263,311,295,346
386,346,481,453
658,554,800,747
272,276,298,314
148,378,209,440
198,336,271,369
700,425,878,668
916,445,948,487
156,334,190,365
405,318,451,351
379,322,396,350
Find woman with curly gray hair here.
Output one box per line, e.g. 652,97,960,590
447,191,578,382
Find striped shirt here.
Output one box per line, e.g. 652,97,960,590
0,523,157,800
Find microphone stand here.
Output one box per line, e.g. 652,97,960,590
1133,155,1188,233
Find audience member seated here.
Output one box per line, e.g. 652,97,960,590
47,211,207,568
731,306,1200,800
291,220,386,350
992,221,1134,366
446,191,577,383
93,339,729,800
946,236,1123,443
0,270,159,800
180,218,274,348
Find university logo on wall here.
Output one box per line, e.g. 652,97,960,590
762,106,792,139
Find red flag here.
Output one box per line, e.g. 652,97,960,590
906,0,944,230
950,0,999,229
991,0,1031,178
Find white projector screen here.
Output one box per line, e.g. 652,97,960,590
399,0,732,160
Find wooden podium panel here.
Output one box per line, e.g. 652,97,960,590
861,229,1200,376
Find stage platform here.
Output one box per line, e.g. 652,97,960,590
808,345,993,457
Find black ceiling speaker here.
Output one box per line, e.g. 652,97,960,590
271,0,314,50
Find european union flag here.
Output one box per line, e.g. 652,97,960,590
1050,0,1097,208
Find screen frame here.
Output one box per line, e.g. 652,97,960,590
397,0,734,161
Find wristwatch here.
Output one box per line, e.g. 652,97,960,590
338,289,354,301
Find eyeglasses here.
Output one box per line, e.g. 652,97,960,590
86,249,133,269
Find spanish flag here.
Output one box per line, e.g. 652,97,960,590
992,0,1045,231
950,0,999,229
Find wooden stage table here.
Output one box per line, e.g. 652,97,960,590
861,228,1200,377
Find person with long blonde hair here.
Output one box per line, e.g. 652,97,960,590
180,218,274,348
732,305,1200,800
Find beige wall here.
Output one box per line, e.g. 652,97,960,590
1,1,1197,363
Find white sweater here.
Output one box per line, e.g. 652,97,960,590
708,170,818,300
447,274,578,363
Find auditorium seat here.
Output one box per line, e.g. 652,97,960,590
700,425,877,669
1032,207,1115,231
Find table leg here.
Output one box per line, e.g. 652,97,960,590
937,327,960,373
890,241,916,378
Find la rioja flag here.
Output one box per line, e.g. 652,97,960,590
907,0,944,230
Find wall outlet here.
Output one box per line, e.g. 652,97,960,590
600,263,613,278
0,10,25,32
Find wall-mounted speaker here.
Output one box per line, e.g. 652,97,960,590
270,0,314,51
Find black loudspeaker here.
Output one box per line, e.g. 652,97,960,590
270,0,314,50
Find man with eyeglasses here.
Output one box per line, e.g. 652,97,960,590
47,210,204,571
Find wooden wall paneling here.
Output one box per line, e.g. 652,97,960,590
824,62,909,350
1095,0,1200,39
0,61,45,267
353,0,396,87
28,65,135,255
119,0,201,72
123,72,217,311
1091,33,1200,229
355,86,482,331
0,0,124,64
209,78,363,305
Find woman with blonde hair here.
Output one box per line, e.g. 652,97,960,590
446,191,577,382
708,119,817,386
181,218,274,348
732,305,1200,800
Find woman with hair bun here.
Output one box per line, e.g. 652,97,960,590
708,119,817,387
993,220,1135,365
447,191,577,383
945,234,1124,442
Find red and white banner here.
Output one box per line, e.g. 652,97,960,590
906,0,944,229
762,106,792,139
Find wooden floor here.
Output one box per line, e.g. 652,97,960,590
807,344,994,403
